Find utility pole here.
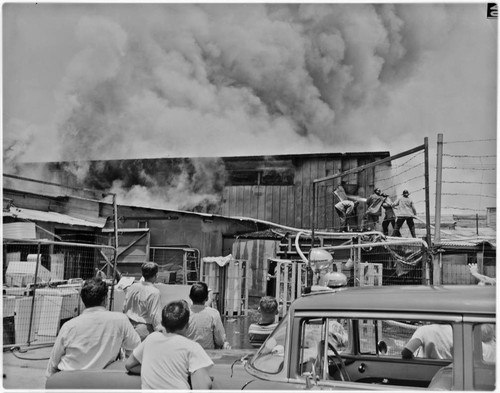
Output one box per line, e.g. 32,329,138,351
434,133,444,243
109,194,119,311
424,137,433,285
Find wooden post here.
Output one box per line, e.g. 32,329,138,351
311,183,316,251
477,251,484,275
27,242,42,346
434,133,443,243
109,194,119,311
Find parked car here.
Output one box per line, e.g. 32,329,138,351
46,285,495,390
211,285,495,390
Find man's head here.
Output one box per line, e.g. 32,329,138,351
374,188,381,195
403,190,410,197
189,281,209,305
259,296,278,316
141,262,158,282
80,278,108,308
161,300,190,333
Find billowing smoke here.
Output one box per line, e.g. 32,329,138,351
3,3,496,211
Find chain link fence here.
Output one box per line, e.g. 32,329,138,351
3,239,115,348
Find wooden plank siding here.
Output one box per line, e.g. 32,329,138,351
222,153,390,230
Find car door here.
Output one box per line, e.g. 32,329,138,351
292,313,459,390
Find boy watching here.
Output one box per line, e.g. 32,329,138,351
125,300,213,389
248,296,279,348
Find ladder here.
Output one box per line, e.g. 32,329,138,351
183,249,200,285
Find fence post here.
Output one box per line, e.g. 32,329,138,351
27,242,42,346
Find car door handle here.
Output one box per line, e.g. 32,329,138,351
358,363,366,373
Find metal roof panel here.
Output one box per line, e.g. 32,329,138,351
3,207,106,228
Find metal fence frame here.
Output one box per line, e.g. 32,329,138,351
3,239,116,348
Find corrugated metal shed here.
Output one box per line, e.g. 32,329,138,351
3,206,106,228
438,239,495,250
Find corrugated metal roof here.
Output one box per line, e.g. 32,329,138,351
3,206,106,228
438,239,495,250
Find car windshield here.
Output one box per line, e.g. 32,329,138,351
250,315,287,374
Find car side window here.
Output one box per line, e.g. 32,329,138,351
298,318,350,379
473,323,495,390
250,316,287,374
357,319,453,360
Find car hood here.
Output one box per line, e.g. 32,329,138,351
208,349,256,390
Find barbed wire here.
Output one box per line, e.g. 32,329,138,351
442,206,494,212
377,162,424,182
443,181,496,185
376,151,423,174
443,154,496,158
443,138,496,143
442,192,496,199
441,166,496,171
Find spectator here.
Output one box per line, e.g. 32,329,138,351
365,188,385,231
46,278,140,378
184,282,231,349
122,262,163,341
334,200,358,232
481,323,496,363
401,324,453,360
125,300,213,389
392,190,417,238
469,263,496,286
249,296,279,348
381,196,396,236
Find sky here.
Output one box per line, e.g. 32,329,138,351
2,2,498,216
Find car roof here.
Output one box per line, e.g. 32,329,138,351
292,285,496,316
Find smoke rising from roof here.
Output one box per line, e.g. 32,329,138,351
3,3,496,212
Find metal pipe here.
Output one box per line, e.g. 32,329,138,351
313,144,426,184
294,232,309,264
312,238,429,251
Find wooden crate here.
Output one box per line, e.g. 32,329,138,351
224,259,249,316
273,259,307,317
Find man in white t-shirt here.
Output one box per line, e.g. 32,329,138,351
46,278,141,378
401,324,453,360
125,300,213,389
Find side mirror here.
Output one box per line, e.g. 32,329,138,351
231,354,252,378
377,340,388,355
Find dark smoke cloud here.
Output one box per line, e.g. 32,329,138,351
3,3,496,211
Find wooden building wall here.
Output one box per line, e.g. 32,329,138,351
222,153,388,230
